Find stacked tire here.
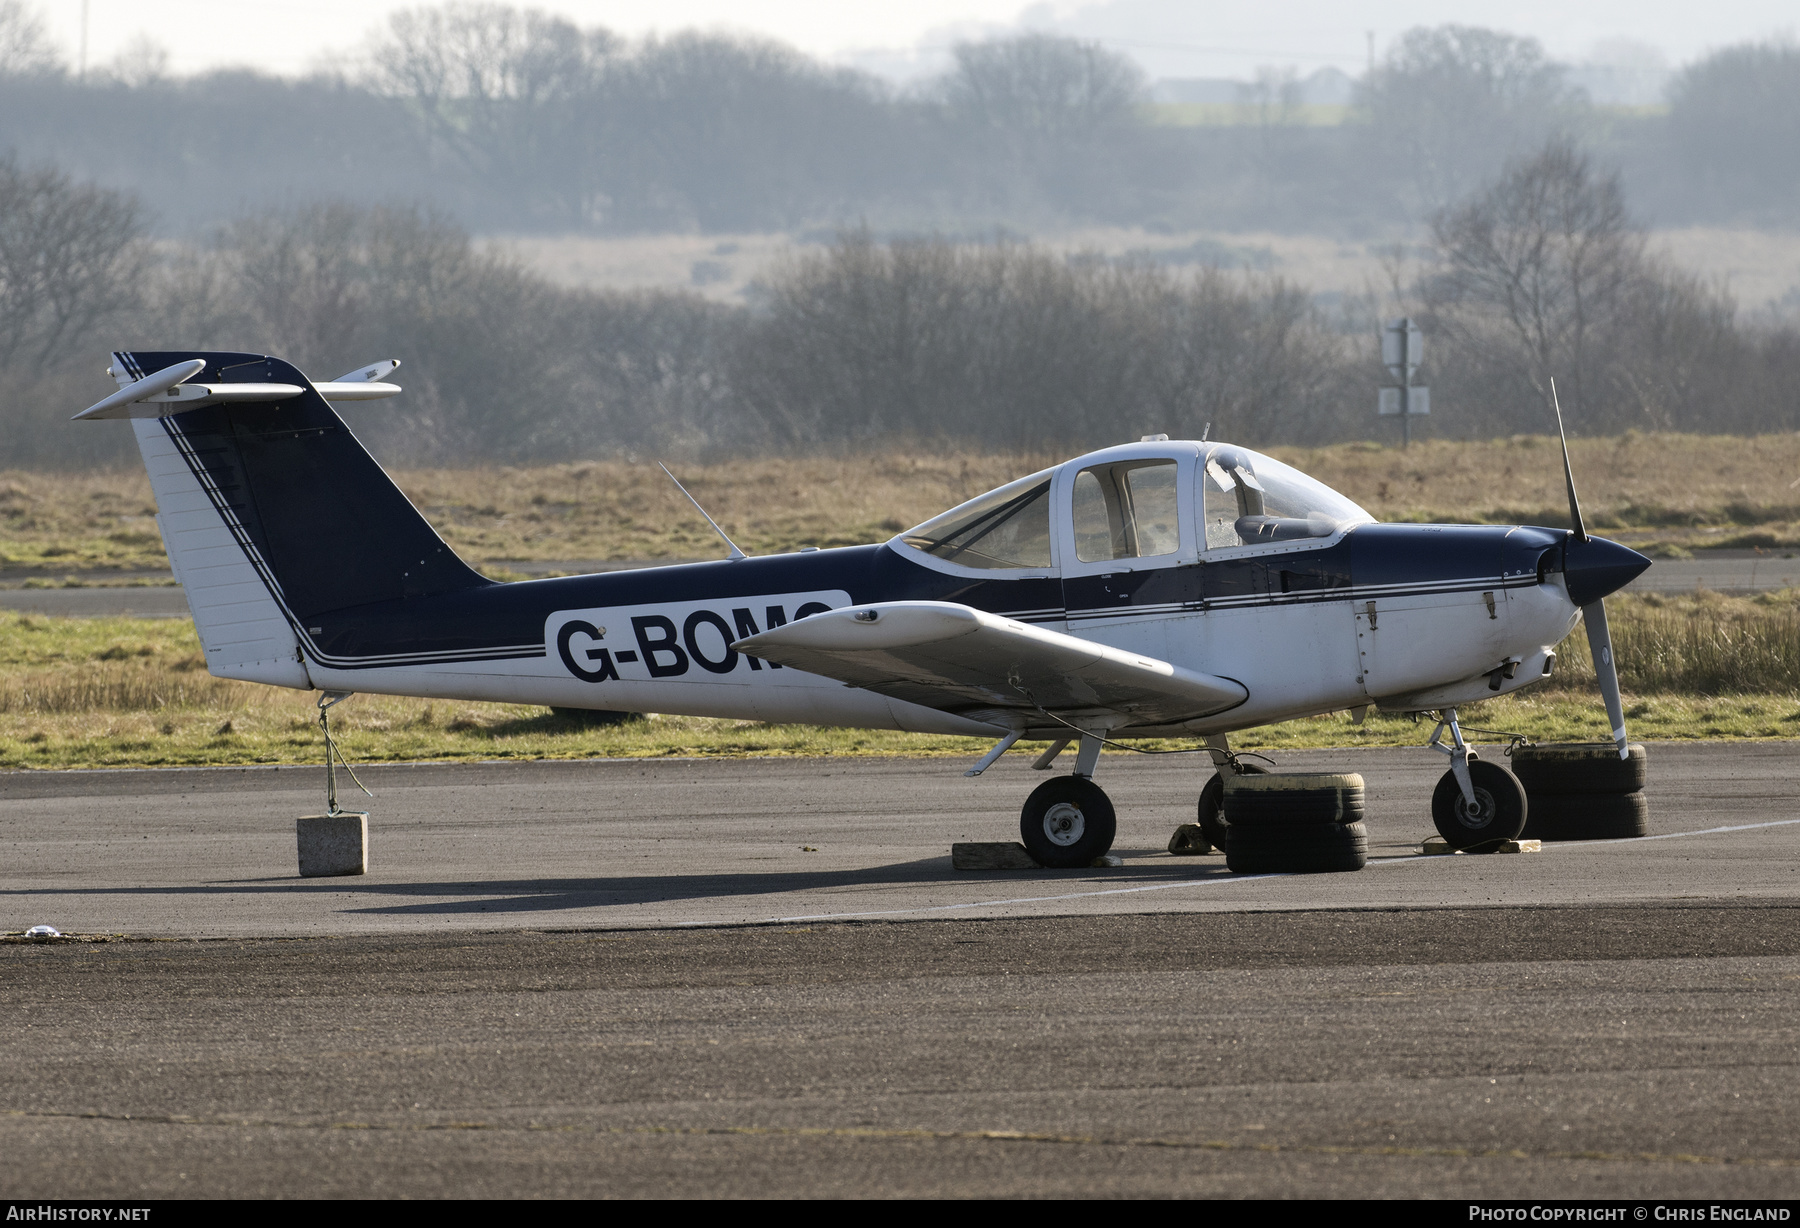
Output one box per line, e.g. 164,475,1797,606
1218,772,1368,874
1511,743,1649,840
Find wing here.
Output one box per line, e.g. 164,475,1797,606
733,600,1246,730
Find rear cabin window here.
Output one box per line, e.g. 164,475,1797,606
900,470,1054,569
1072,460,1180,563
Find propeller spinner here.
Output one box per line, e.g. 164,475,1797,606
1550,381,1648,759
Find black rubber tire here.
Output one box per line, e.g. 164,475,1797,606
1227,821,1368,874
1221,772,1366,826
1510,743,1646,794
1522,791,1650,841
549,707,643,727
1431,759,1528,848
1196,762,1269,852
1020,776,1118,868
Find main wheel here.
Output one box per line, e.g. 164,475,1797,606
1020,776,1117,868
1431,759,1527,848
1196,762,1269,852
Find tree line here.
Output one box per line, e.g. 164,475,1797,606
0,4,1796,235
2,137,1797,470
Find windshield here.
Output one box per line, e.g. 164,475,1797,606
900,469,1055,569
1202,446,1373,548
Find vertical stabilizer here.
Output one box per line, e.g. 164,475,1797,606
106,350,492,688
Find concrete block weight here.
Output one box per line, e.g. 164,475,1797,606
297,812,368,877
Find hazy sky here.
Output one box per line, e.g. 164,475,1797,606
42,0,1799,81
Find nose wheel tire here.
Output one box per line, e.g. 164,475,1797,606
1431,759,1527,848
1020,776,1117,868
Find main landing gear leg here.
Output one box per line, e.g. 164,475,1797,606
1195,734,1270,852
1019,729,1116,867
1428,707,1527,848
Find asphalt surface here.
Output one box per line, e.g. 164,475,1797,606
2,549,1793,618
3,744,1799,1197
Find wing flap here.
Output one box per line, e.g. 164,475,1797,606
733,601,1246,728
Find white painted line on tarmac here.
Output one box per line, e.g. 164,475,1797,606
1612,817,1800,842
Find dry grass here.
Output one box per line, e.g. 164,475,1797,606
7,433,1800,573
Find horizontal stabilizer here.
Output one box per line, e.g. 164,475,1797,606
76,381,307,419
73,359,205,420
734,600,1247,729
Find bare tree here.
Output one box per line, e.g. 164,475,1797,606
0,1,59,77
1423,140,1641,420
941,32,1144,184
1664,39,1800,224
1362,25,1584,209
0,158,146,369
368,3,617,223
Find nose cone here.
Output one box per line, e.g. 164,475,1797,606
1563,535,1652,606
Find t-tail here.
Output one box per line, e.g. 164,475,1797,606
91,351,489,689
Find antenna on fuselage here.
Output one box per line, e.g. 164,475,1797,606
1201,422,1212,442
658,463,747,561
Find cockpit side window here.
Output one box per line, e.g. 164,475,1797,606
1203,447,1375,549
1073,460,1180,563
900,470,1054,569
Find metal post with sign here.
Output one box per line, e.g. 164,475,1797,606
1379,317,1429,447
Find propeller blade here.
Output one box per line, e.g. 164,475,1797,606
1582,598,1628,758
1550,378,1587,544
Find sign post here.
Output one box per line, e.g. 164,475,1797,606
1379,318,1428,447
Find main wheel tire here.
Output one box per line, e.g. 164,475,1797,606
1227,821,1368,874
1431,760,1528,848
1196,762,1269,852
1020,776,1117,868
1221,772,1366,826
1510,743,1646,794
1522,791,1650,841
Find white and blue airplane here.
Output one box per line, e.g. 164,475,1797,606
79,350,1650,866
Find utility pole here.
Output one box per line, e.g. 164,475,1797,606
1379,317,1429,448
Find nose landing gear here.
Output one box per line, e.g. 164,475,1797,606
1427,707,1527,847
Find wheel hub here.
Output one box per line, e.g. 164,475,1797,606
1461,787,1496,827
1041,801,1086,846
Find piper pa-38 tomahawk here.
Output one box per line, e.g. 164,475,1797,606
80,351,1650,866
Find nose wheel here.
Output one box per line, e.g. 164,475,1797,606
1428,708,1527,847
1020,776,1117,868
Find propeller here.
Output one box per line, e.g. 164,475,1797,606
1551,380,1629,760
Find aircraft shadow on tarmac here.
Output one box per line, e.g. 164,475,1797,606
1,851,1241,918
